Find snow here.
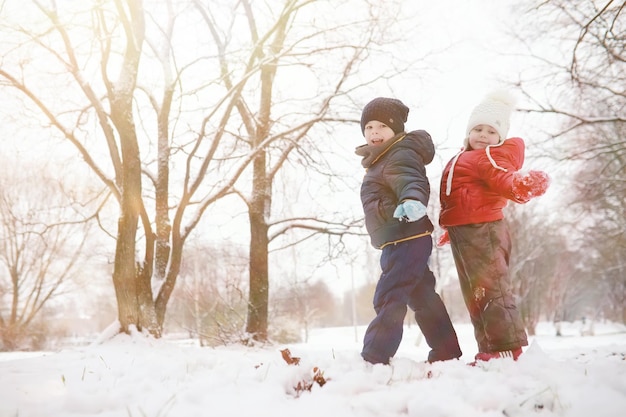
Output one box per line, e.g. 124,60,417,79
1,321,625,417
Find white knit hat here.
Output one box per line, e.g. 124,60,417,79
464,90,516,148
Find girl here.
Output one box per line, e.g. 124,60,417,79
439,90,549,364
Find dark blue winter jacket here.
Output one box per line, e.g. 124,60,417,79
355,130,435,249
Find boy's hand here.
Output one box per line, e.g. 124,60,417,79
512,170,550,203
393,200,427,222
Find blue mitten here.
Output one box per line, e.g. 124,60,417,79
393,200,427,222
392,204,406,219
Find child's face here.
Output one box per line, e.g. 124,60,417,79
468,124,500,149
364,120,395,146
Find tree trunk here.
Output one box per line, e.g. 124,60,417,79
247,212,269,341
108,0,160,336
111,207,140,332
155,238,183,327
110,112,161,334
246,151,270,341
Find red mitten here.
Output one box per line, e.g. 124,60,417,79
512,170,550,203
437,230,450,247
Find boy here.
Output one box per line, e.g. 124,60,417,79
355,97,462,365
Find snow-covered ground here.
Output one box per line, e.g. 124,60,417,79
0,321,624,417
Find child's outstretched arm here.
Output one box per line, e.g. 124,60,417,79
511,170,551,203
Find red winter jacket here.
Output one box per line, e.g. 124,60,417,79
439,137,527,227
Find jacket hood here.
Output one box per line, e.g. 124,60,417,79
404,130,435,165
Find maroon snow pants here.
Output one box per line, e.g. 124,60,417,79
448,220,528,353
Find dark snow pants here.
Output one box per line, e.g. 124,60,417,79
448,220,528,353
361,236,462,364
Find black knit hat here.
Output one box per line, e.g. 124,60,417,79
360,97,409,135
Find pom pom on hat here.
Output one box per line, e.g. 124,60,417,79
360,97,409,135
464,90,516,146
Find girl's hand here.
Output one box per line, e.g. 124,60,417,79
512,170,550,203
437,230,450,246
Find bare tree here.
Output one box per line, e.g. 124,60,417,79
272,259,341,342
167,243,249,346
0,0,425,341
0,161,92,350
506,206,552,335
0,0,161,335
193,0,414,341
510,0,626,324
